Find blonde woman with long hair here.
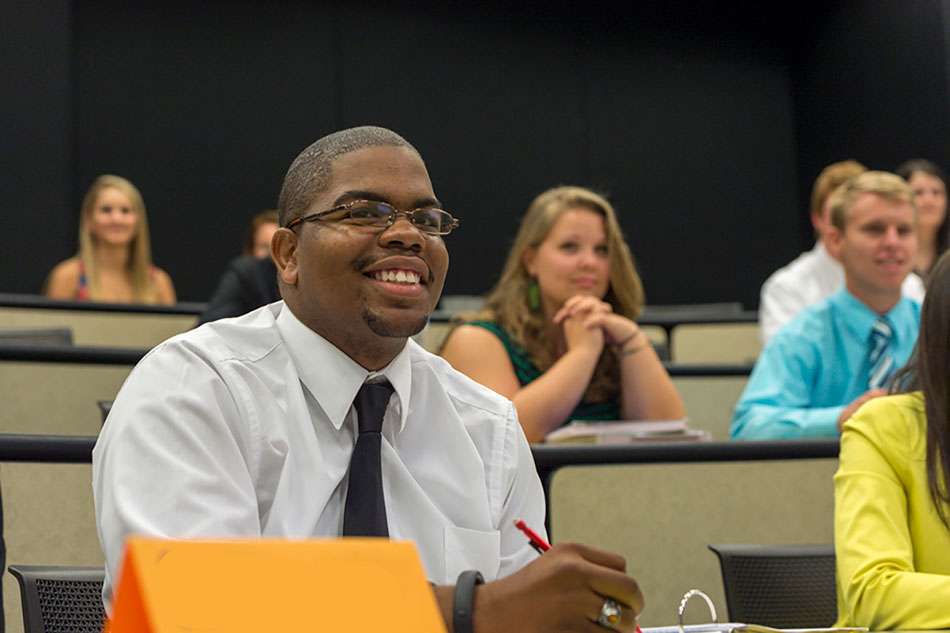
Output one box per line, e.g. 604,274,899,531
45,175,176,304
440,186,684,443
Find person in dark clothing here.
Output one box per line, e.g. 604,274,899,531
198,255,280,325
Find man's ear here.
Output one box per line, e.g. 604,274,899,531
271,227,299,284
825,225,844,262
522,247,537,277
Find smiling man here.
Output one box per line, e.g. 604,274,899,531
758,160,925,344
93,126,642,632
732,171,922,440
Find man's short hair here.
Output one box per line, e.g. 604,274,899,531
810,160,867,218
277,126,419,227
828,170,918,232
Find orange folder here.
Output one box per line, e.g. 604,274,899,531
108,537,447,633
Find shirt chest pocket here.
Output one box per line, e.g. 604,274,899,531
443,525,501,584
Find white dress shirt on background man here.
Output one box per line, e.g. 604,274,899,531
759,241,924,343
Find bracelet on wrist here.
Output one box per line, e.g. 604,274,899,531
619,335,650,357
453,570,484,633
613,330,640,350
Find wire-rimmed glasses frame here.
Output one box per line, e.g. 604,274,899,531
285,199,460,236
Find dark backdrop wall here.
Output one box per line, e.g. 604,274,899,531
790,0,950,246
3,0,950,307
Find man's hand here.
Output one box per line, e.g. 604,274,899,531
837,388,886,432
472,542,643,633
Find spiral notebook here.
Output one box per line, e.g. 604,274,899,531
641,590,866,633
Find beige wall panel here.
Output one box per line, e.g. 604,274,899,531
0,307,195,348
639,325,667,346
549,459,837,626
674,376,748,441
0,362,130,434
671,323,761,364
2,462,103,633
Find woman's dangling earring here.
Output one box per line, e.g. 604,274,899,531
528,278,541,311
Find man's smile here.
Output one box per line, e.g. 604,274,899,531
360,255,433,287
368,268,422,284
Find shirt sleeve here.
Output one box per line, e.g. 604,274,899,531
759,274,805,344
92,341,262,608
494,400,547,578
834,401,950,629
730,334,843,439
901,272,926,304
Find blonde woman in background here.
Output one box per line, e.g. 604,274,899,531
44,174,176,304
440,186,684,443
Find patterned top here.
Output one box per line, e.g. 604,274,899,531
76,260,90,301
75,260,156,302
468,320,619,425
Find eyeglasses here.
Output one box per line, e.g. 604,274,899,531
286,200,460,236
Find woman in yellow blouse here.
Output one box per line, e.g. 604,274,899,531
834,251,950,629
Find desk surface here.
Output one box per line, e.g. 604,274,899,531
0,292,205,314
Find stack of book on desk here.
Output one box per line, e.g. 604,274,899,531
543,418,710,445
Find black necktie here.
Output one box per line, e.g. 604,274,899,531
342,381,394,537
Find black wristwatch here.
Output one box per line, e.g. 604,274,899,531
453,570,485,633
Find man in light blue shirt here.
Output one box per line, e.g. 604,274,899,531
732,171,922,440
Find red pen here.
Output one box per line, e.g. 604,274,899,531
514,518,642,633
514,518,550,553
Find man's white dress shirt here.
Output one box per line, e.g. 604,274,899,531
93,302,545,608
758,241,925,343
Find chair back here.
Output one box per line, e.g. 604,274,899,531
8,565,105,633
96,400,113,424
707,543,836,627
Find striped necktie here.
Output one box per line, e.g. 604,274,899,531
868,318,894,389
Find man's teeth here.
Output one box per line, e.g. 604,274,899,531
372,269,421,284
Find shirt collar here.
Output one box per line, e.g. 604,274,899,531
830,287,903,342
275,302,412,433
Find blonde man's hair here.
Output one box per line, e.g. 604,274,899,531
444,185,644,402
828,170,918,232
78,174,158,303
811,160,867,219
